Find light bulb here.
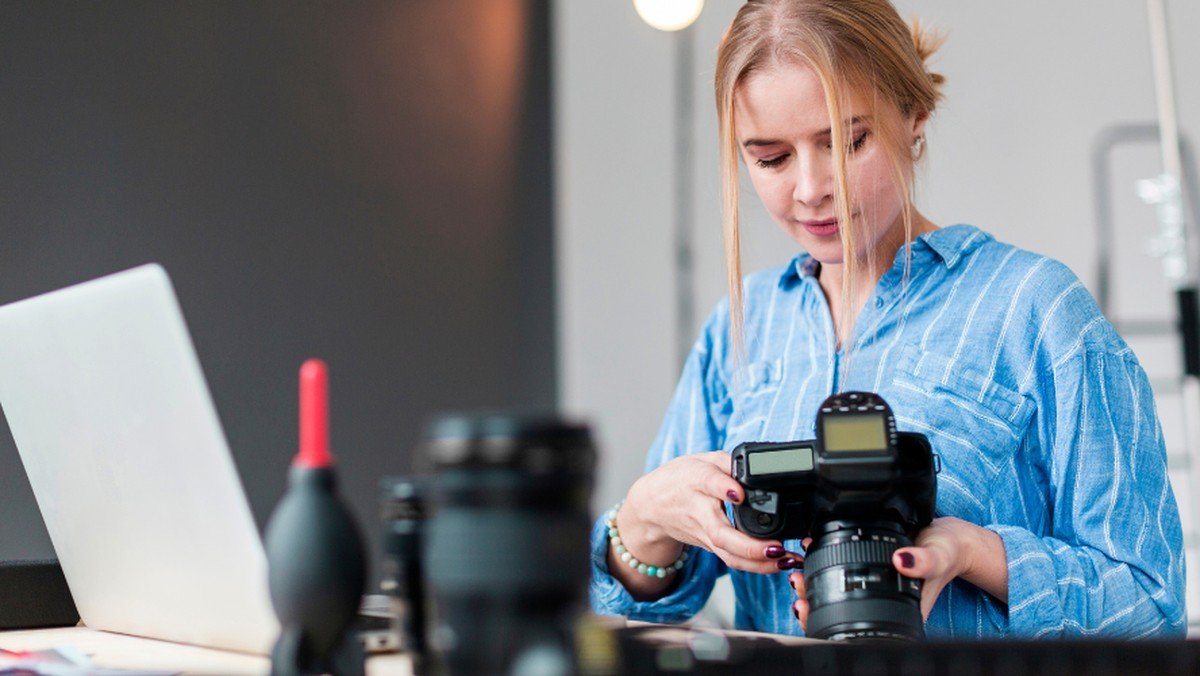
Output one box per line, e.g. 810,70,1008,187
633,0,704,32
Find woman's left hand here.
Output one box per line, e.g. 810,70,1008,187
789,516,1008,628
890,516,978,619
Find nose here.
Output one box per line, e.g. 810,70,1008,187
792,151,833,209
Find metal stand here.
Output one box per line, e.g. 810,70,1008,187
1142,0,1200,540
673,23,696,368
1093,0,1200,629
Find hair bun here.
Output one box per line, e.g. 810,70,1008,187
909,17,946,89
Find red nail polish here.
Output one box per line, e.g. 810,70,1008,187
764,545,785,559
726,490,739,502
899,552,915,569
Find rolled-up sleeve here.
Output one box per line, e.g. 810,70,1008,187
992,349,1186,637
589,302,734,621
588,508,727,622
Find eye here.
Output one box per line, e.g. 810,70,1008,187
755,155,788,169
823,131,871,154
848,131,870,153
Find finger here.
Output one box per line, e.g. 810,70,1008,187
699,462,746,503
711,546,802,572
693,452,746,502
894,547,946,621
893,546,940,579
788,571,807,597
693,450,734,469
699,532,802,574
709,523,800,566
713,548,803,574
787,572,810,630
699,508,802,571
763,543,793,560
707,545,802,574
791,597,809,631
697,499,805,564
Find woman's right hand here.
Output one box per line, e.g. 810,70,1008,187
610,451,804,600
787,538,815,629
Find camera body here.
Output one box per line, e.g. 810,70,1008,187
731,391,937,541
731,391,939,642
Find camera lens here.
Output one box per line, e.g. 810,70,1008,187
422,413,596,674
380,477,428,659
804,520,924,642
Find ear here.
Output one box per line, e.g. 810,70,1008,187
910,108,930,140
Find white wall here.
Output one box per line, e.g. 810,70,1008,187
556,0,1200,624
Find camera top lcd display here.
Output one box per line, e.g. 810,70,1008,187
747,446,814,475
822,414,887,453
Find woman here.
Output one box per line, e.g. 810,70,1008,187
589,0,1186,638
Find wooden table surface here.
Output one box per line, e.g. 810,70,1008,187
0,626,412,675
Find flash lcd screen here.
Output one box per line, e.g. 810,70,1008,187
748,447,814,475
822,414,888,453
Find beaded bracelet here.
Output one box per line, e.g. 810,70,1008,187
606,500,689,578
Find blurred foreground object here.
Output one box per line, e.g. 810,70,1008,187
265,359,367,676
380,476,430,670
0,559,78,630
422,413,596,675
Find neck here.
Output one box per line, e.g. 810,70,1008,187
818,211,937,344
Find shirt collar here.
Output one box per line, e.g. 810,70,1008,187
777,224,989,287
919,224,990,269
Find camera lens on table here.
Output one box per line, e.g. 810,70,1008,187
421,413,596,675
380,477,429,662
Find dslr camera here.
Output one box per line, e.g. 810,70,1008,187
731,391,938,641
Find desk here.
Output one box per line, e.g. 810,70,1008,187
9,624,1200,674
0,621,806,675
0,627,412,675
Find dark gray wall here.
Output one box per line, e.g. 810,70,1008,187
0,0,556,580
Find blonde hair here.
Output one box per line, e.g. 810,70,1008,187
715,0,944,360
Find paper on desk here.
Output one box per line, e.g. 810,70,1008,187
0,645,174,675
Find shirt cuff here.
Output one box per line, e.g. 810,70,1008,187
588,511,720,623
987,524,1060,637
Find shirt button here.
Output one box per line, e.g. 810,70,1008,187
875,297,884,308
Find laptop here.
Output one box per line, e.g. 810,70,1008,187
0,264,280,654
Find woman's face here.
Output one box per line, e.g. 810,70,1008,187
734,61,923,269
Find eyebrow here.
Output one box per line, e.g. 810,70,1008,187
741,116,869,148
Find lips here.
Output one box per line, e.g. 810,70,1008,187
800,218,839,237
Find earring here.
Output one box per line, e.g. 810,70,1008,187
911,135,926,160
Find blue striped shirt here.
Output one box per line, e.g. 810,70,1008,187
590,224,1186,638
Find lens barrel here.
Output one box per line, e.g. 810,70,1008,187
380,477,429,660
422,413,596,675
804,520,924,642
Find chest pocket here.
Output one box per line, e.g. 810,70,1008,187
724,358,784,448
742,358,783,391
880,345,1033,525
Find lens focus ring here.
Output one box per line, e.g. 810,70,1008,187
803,524,924,642
805,537,898,573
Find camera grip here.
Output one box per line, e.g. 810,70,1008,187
733,494,785,539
